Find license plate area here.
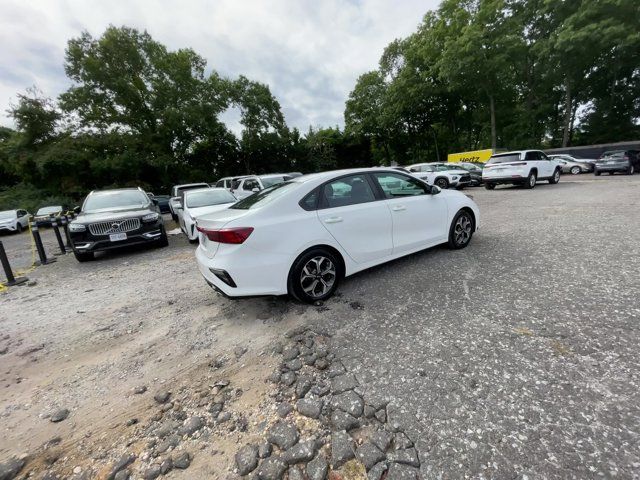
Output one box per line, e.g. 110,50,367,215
109,233,127,242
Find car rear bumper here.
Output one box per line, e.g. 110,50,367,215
195,244,289,297
595,163,629,172
482,175,525,184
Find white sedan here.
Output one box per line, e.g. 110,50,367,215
178,188,237,242
195,168,480,302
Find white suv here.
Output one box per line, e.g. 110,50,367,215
231,174,293,199
482,150,561,190
406,163,471,189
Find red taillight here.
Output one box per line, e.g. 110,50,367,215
196,226,254,244
624,156,629,160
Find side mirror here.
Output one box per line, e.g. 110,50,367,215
73,206,81,214
430,185,441,195
252,187,260,193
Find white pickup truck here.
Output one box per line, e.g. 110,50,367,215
482,150,561,189
169,183,210,222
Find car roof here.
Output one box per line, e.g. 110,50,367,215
89,188,144,195
184,187,229,195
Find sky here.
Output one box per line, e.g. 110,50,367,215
0,0,438,135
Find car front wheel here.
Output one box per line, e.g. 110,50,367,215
74,251,94,262
289,248,340,303
16,223,23,233
435,178,449,189
448,210,474,249
548,169,561,184
570,166,581,175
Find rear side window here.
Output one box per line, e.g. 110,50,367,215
243,179,259,191
215,180,224,187
300,189,319,211
322,174,376,208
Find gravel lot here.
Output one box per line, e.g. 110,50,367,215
1,174,639,479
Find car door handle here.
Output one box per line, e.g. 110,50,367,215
324,217,343,224
391,205,407,212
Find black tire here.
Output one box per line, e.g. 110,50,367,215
74,251,94,262
570,166,581,175
448,210,474,249
524,171,537,189
171,213,178,223
435,177,449,189
484,183,496,190
548,168,561,184
627,165,635,175
595,171,601,176
288,248,341,303
16,223,23,233
158,227,169,247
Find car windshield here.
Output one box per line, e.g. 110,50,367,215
488,154,521,164
36,206,62,215
186,190,236,208
231,181,300,210
0,210,16,220
83,191,149,213
260,176,287,188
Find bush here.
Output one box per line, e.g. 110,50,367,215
0,183,78,214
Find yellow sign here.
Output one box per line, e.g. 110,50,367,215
447,149,493,164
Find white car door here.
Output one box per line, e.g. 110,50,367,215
317,174,393,263
371,172,447,253
17,210,29,227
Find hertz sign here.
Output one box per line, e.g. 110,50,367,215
447,149,494,164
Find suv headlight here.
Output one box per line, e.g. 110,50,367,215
142,212,160,223
451,175,459,180
69,223,86,232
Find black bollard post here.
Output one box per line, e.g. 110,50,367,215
30,221,57,266
61,216,73,249
0,241,28,286
51,218,67,255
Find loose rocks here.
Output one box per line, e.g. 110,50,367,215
267,421,299,450
257,457,287,480
153,391,170,404
331,390,364,417
331,374,358,394
172,451,192,469
281,441,317,465
235,444,259,475
306,455,328,480
0,456,25,480
331,431,354,468
356,443,386,471
296,398,322,419
330,410,359,431
50,408,70,423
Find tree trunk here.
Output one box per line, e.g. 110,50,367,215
489,94,497,150
562,79,572,147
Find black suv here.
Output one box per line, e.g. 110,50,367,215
69,188,168,262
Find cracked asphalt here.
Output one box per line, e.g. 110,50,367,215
317,175,640,479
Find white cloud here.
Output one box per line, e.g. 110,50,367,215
0,0,437,133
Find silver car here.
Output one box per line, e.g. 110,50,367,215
548,155,595,174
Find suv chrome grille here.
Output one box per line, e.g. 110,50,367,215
88,218,141,236
460,174,471,182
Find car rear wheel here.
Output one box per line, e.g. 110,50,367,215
595,171,601,176
548,169,561,184
484,183,496,190
435,178,449,189
524,171,537,189
627,165,635,175
570,166,581,175
448,210,474,249
289,248,340,303
74,251,94,262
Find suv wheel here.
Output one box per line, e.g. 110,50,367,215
289,248,340,303
627,164,635,175
158,227,169,247
524,171,537,189
16,223,23,233
74,251,94,262
484,183,496,190
435,177,449,189
548,169,561,184
595,171,601,176
448,210,474,249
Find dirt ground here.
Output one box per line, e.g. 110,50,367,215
0,218,330,478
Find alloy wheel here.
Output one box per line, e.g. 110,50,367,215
300,256,336,299
436,179,448,189
454,214,472,246
571,166,580,174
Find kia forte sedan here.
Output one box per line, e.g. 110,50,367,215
195,169,480,302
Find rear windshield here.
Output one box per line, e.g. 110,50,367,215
83,191,149,213
488,154,521,164
186,190,236,208
602,151,625,158
177,184,209,194
36,206,63,215
261,176,289,188
231,182,299,210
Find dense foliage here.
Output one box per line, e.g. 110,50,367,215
1,0,638,209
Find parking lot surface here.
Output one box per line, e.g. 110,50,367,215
1,175,639,479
